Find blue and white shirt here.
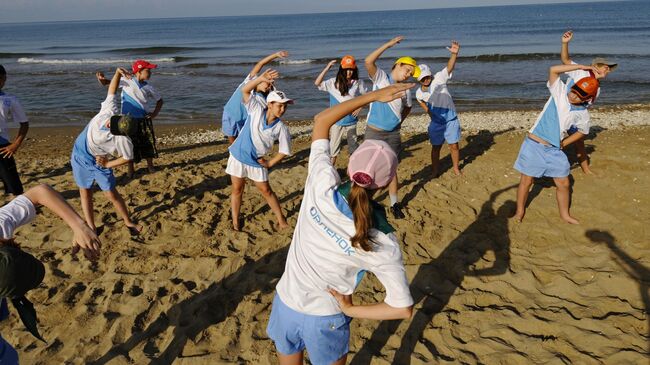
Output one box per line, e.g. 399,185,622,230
82,95,134,160
317,78,367,126
119,78,162,118
366,68,412,132
0,92,28,144
228,92,291,168
415,67,458,125
528,78,590,148
275,139,413,316
222,75,267,125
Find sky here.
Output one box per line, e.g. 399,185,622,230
0,0,625,23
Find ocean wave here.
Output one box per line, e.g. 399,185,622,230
17,57,176,65
103,46,208,54
0,52,44,59
278,59,315,65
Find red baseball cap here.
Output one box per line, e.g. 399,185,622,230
132,60,157,74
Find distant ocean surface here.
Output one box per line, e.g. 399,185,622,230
0,0,648,126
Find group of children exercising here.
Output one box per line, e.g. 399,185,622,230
0,30,618,364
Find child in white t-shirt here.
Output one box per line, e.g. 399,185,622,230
560,30,616,175
267,83,415,365
0,65,30,196
0,184,100,363
222,50,288,145
72,68,142,235
415,40,462,177
314,55,367,165
514,63,599,224
226,69,292,231
97,60,164,177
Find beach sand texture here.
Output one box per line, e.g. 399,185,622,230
0,107,648,364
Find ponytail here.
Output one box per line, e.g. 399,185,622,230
348,183,373,251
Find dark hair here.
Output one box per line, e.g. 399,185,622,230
335,66,359,96
0,65,6,76
348,183,373,251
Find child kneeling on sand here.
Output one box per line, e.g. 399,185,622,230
415,40,462,177
267,83,414,365
514,63,599,224
72,68,142,235
226,69,292,231
0,184,100,363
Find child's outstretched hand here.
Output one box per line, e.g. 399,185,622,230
562,30,573,43
374,83,415,103
96,72,107,84
116,67,132,79
327,59,338,69
71,224,101,261
387,36,404,47
275,50,289,59
260,68,279,83
328,287,353,312
447,40,460,54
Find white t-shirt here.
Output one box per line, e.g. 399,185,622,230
318,78,367,126
529,78,590,148
0,92,28,144
275,139,413,316
119,78,162,118
415,67,458,124
0,195,36,240
366,68,412,131
229,93,291,167
86,95,134,160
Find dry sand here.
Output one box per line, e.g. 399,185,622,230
0,107,648,364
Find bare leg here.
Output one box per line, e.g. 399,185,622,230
331,155,338,166
553,177,579,224
146,158,155,172
574,139,593,175
227,136,236,146
278,351,304,365
514,174,534,222
254,180,289,229
103,188,141,233
449,142,462,175
79,188,95,231
127,161,135,178
230,175,245,231
430,145,442,177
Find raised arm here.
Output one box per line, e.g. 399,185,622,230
365,36,403,79
315,59,337,87
313,83,414,141
96,71,111,86
241,69,279,104
549,63,594,85
23,184,100,261
560,30,573,65
249,50,288,77
446,40,460,73
108,67,131,96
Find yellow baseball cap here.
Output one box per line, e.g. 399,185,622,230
394,56,421,79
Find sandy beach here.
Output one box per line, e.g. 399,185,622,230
0,106,648,364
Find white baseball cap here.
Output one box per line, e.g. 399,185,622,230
266,90,294,104
417,64,432,81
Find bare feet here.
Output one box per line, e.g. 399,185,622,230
513,210,525,222
560,215,580,225
453,168,463,176
277,221,290,231
127,224,143,236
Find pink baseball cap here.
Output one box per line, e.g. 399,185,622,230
347,140,397,189
132,59,157,74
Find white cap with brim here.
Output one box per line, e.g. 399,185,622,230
267,90,294,104
417,64,432,81
592,57,618,71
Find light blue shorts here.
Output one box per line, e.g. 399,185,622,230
221,112,246,138
428,119,461,146
267,294,351,365
0,335,18,365
514,137,570,178
71,152,116,191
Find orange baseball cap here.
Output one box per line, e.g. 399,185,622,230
341,55,357,69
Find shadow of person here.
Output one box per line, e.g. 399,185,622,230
400,128,514,207
525,174,576,209
88,245,289,365
350,185,517,364
585,229,650,354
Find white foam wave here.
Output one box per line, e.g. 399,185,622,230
17,57,176,65
278,59,314,65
